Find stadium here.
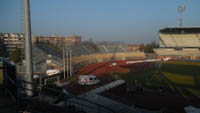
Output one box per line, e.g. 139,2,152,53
2,30,200,113
2,0,200,113
11,27,200,113
56,27,200,113
154,27,200,60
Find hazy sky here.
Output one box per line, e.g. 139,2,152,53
1,0,200,43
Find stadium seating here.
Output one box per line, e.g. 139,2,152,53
154,48,200,56
119,44,128,52
159,33,177,47
156,28,200,59
160,33,200,48
32,46,48,65
71,45,90,57
197,34,200,40
172,34,200,47
97,45,109,53
97,44,129,53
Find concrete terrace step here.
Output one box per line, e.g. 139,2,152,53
84,80,125,95
77,93,153,113
56,80,154,113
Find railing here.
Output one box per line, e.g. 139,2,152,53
1,57,124,113
17,80,116,113
1,58,17,103
0,58,18,113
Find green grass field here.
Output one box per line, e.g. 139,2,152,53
118,61,200,98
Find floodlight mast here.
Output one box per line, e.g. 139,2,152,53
63,45,66,79
24,0,34,96
178,5,186,27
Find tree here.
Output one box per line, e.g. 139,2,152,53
0,39,9,57
144,42,159,53
139,43,144,52
35,36,40,45
10,47,22,63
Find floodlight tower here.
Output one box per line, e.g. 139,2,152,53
178,5,186,27
63,45,66,79
24,0,34,96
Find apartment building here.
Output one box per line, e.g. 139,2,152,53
0,33,24,54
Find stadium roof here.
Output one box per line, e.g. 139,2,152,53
160,27,200,34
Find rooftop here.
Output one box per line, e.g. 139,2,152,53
160,27,200,34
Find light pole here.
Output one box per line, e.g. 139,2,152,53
24,0,34,96
63,45,66,79
178,5,186,27
66,45,69,78
69,45,72,78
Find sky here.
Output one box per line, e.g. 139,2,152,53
1,0,200,43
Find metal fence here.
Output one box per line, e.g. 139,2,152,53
16,64,48,73
0,58,18,113
17,80,116,113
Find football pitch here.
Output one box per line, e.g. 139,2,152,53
119,60,200,98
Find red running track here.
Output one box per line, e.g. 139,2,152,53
75,59,149,77
65,59,150,95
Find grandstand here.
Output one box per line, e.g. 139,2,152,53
17,45,49,73
17,41,143,74
97,44,129,53
56,43,130,57
71,44,92,56
154,27,200,59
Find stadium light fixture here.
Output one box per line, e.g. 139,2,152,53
178,5,186,27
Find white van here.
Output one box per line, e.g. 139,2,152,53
163,57,171,61
78,75,100,85
46,69,60,76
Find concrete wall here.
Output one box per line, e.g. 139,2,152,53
71,52,146,64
